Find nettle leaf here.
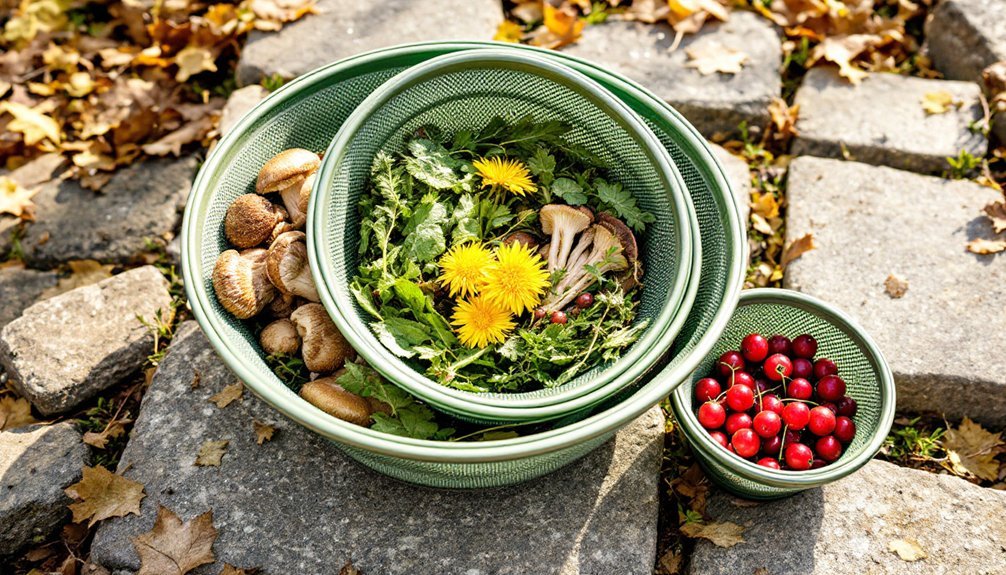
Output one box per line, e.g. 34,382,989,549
527,148,556,187
594,178,655,233
552,177,588,205
401,198,447,262
405,138,461,190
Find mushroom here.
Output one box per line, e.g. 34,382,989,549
266,231,319,302
299,376,373,426
212,248,275,319
256,148,320,229
260,318,301,356
289,303,354,373
224,194,290,248
502,231,538,250
542,222,632,313
540,204,592,272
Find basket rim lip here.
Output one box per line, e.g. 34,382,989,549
670,288,897,487
181,40,745,463
307,47,696,414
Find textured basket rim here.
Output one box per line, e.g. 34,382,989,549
181,40,744,463
307,48,696,416
670,288,897,487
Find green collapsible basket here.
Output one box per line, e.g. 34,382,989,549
181,41,745,489
671,289,896,499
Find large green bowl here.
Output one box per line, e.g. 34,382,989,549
671,289,896,500
309,48,697,423
181,41,745,489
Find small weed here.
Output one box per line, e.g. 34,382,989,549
76,396,131,468
137,308,176,367
266,352,311,391
945,149,983,179
881,416,946,463
261,73,287,92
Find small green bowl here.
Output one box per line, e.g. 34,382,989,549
671,289,896,500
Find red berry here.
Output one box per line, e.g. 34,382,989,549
808,406,837,436
834,416,856,444
716,350,746,377
762,434,782,455
757,457,781,469
730,371,755,389
740,333,769,363
782,402,811,430
709,430,729,448
820,402,838,414
725,384,755,412
550,310,567,324
575,292,594,308
763,354,793,381
767,335,792,356
752,410,782,438
836,396,858,417
792,357,813,379
697,402,726,429
786,377,813,400
695,378,721,402
791,334,818,359
784,429,803,445
753,376,770,394
759,394,784,415
810,458,828,469
726,444,736,454
816,435,843,462
784,443,814,470
731,429,760,458
533,308,547,319
813,358,838,379
726,412,753,435
816,375,846,402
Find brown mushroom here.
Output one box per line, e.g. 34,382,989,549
224,194,289,248
299,376,372,426
260,318,301,356
540,204,592,272
502,231,538,250
542,223,630,312
267,293,297,318
266,231,319,302
596,212,638,267
289,303,354,373
257,149,319,229
212,248,275,319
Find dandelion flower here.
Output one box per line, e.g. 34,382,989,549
451,294,515,348
482,242,550,315
473,156,536,196
438,242,494,298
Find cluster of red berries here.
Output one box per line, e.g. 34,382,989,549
694,332,858,471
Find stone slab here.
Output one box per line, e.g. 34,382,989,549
562,13,781,138
689,459,1006,575
0,423,89,556
0,154,69,258
784,157,1006,424
90,322,664,575
709,142,751,225
0,267,57,332
0,266,172,415
792,68,987,174
926,0,1006,82
236,0,501,85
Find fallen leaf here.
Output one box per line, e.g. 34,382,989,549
0,395,37,430
529,3,584,49
141,114,215,156
888,538,927,561
753,568,770,575
493,20,524,43
83,417,131,449
250,0,319,30
680,521,745,547
195,440,229,466
208,382,243,408
174,46,218,82
810,34,878,84
220,565,255,575
685,42,748,75
767,97,799,143
133,505,217,575
338,561,362,575
658,548,683,574
781,233,816,267
920,91,958,115
42,260,115,298
751,192,780,219
966,238,1006,255
0,175,38,218
983,201,1006,234
884,274,908,298
253,420,275,445
191,370,202,389
942,417,1003,481
0,101,61,146
751,213,775,235
65,466,145,527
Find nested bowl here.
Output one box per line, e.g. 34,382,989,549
182,41,744,489
671,289,896,500
309,49,697,424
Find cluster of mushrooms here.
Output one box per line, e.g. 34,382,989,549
212,148,385,428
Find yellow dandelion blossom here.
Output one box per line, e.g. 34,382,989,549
482,242,550,315
451,294,516,348
438,242,494,298
473,156,536,196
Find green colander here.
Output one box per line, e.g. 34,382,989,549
181,41,744,489
309,49,696,423
671,289,896,500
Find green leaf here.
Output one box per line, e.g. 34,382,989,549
594,179,655,232
401,198,447,262
350,282,382,319
404,138,461,190
370,316,434,358
371,151,409,208
371,321,417,358
392,279,457,346
527,148,556,187
450,194,481,245
552,177,588,205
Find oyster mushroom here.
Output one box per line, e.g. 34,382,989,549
266,231,319,302
256,148,320,229
224,194,290,248
540,204,592,272
212,248,275,319
299,376,372,426
260,318,301,356
289,303,354,373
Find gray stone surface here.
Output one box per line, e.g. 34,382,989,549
236,0,501,85
709,142,751,224
0,154,68,257
926,0,1006,82
91,322,664,575
792,68,987,174
0,266,172,415
689,460,1006,575
0,267,57,332
218,85,268,137
17,156,196,268
0,423,89,556
784,157,1006,424
562,13,781,138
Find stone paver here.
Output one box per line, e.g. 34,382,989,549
236,0,500,85
0,267,57,332
709,143,751,224
0,423,89,556
926,0,1006,82
784,157,1006,425
562,13,781,138
689,460,1006,575
792,68,987,174
91,322,663,575
218,85,268,137
0,266,172,415
0,154,68,257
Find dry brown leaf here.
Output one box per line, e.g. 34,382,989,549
65,466,145,527
195,440,229,467
685,42,748,75
942,417,1003,481
781,233,816,267
751,213,775,235
0,175,38,218
174,46,218,82
657,548,683,574
920,91,958,115
983,202,1006,234
133,505,217,575
888,538,927,561
220,565,254,575
251,0,319,30
810,34,877,84
42,260,115,298
338,561,362,575
253,420,275,445
767,97,799,143
753,569,770,575
142,114,215,157
208,382,243,408
0,395,37,430
83,418,131,449
191,370,202,389
967,238,1006,255
884,274,908,298
680,521,745,547
0,101,61,146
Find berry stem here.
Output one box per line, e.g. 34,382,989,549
777,423,789,463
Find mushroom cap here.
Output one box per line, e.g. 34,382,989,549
540,203,592,235
256,148,320,195
502,231,538,249
224,194,288,248
212,248,276,319
279,171,314,229
267,293,297,319
290,303,354,373
259,318,301,356
596,212,638,265
299,377,372,426
266,231,319,301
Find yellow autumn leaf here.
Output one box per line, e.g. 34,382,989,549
685,42,748,75
42,260,114,298
781,233,816,267
174,46,218,82
195,440,229,466
966,238,1006,255
920,91,958,114
0,395,38,430
64,71,95,98
888,538,927,561
494,20,524,43
0,101,61,146
680,521,745,547
942,417,1003,481
810,34,877,84
0,176,39,218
